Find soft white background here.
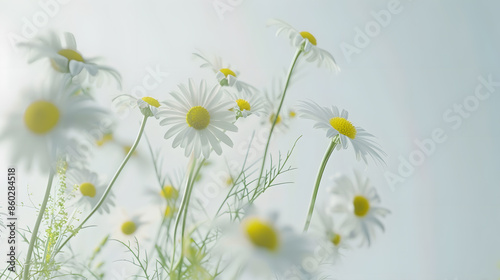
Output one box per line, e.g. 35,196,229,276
1,0,500,279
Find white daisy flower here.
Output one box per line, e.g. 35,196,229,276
112,209,149,243
193,51,257,95
18,31,121,87
268,19,340,72
0,79,108,171
113,94,162,119
216,211,314,279
66,168,115,214
298,100,386,165
313,206,352,264
227,89,265,119
158,79,238,159
330,171,390,246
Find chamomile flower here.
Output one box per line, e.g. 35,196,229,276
217,211,314,278
193,51,257,95
158,80,237,159
67,168,115,214
228,90,265,119
268,19,340,72
0,79,108,171
113,94,162,119
330,171,390,246
18,31,121,87
113,209,149,242
298,100,386,165
313,207,352,263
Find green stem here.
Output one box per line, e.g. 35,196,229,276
253,48,302,200
23,168,55,280
303,136,339,232
54,115,148,256
169,158,197,275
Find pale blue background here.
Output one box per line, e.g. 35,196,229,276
1,0,500,279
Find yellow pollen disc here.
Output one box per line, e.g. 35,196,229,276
121,221,137,235
142,97,160,108
331,234,341,246
289,110,296,118
353,195,370,217
24,101,60,134
300,31,317,46
236,99,251,111
244,218,279,251
186,106,210,130
270,114,281,124
58,49,84,62
164,206,175,217
225,177,233,186
160,185,178,200
96,133,113,146
329,117,357,139
219,68,236,78
79,182,96,197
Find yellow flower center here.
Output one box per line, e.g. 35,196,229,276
160,185,178,200
142,97,160,108
353,195,370,217
164,206,175,217
329,117,357,139
96,133,113,146
269,114,281,125
300,31,317,46
219,68,236,78
236,99,251,111
79,182,96,197
24,101,60,134
186,106,210,130
331,233,341,246
58,49,84,62
289,110,296,118
244,218,279,251
51,49,84,72
121,221,137,235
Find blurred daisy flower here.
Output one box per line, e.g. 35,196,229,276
18,31,121,87
158,79,237,159
67,168,115,214
298,100,386,165
268,19,340,72
0,79,108,171
193,51,257,95
113,209,149,242
330,171,390,246
313,207,352,264
113,94,162,119
217,211,314,278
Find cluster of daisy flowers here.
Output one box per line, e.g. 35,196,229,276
0,17,391,280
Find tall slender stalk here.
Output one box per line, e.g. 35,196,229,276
252,49,302,199
54,115,148,256
303,136,339,232
23,169,55,280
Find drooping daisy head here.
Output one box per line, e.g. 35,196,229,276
113,94,162,119
66,168,115,214
0,79,108,171
216,211,314,278
193,51,257,95
18,31,121,87
267,19,340,72
330,171,390,246
298,100,386,165
158,79,238,159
